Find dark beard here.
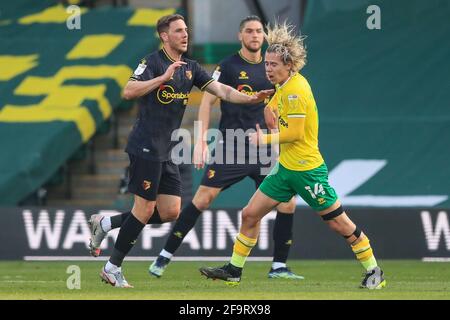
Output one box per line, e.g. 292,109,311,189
243,43,261,53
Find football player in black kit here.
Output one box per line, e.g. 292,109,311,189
90,14,273,288
148,16,303,280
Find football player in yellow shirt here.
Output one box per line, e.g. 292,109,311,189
200,22,386,289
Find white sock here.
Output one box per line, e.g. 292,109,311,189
105,261,120,273
272,262,286,270
101,216,112,232
160,249,173,259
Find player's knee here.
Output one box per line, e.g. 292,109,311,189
161,207,180,222
242,205,259,227
193,198,211,211
325,215,354,236
320,205,354,236
143,203,156,217
193,191,215,210
157,201,181,222
326,220,342,233
277,198,296,213
133,202,156,222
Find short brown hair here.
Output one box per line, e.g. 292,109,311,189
239,15,262,32
156,14,185,35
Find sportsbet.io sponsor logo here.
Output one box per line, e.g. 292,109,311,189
237,84,270,103
157,85,190,105
237,84,256,96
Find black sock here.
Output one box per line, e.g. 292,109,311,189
111,212,130,229
109,213,145,267
164,201,202,254
272,211,294,265
110,208,162,230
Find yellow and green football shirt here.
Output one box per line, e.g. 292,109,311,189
268,73,324,171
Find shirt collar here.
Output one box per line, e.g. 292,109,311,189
277,73,298,90
161,47,181,63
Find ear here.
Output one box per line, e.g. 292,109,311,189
285,61,293,72
238,31,243,42
160,32,169,43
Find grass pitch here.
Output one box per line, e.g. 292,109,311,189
0,260,449,300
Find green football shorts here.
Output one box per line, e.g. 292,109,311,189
259,162,338,211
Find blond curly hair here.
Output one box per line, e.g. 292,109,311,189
265,21,307,72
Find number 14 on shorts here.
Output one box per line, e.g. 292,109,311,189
305,183,325,199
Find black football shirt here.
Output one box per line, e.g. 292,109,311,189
212,51,274,157
126,48,213,161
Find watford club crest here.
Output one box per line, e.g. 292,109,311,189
185,70,192,80
207,169,215,179
142,180,152,191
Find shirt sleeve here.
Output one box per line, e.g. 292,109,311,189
129,57,154,82
211,60,226,83
262,117,304,145
193,61,214,91
286,93,306,118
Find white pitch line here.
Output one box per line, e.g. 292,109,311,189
23,256,273,262
421,257,450,262
0,280,62,283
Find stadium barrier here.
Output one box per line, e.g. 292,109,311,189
0,207,448,261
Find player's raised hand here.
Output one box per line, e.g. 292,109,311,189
193,141,209,169
161,61,187,82
249,123,264,145
249,89,275,103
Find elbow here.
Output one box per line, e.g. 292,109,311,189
215,89,225,101
295,133,304,142
287,132,303,143
219,85,233,101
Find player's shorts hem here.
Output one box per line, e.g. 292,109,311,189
258,185,292,203
309,199,339,212
200,181,227,189
128,186,157,201
156,188,182,197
